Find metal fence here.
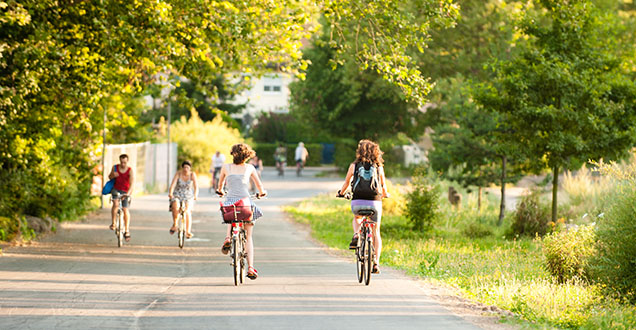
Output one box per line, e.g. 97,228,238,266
100,142,177,204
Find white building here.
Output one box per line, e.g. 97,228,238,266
231,72,294,128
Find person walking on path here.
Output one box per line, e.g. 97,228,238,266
216,143,267,280
337,139,389,274
209,151,225,192
294,142,309,177
108,154,135,241
274,143,287,177
168,160,199,238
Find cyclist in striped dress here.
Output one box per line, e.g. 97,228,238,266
216,143,267,280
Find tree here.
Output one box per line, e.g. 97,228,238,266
428,78,524,221
476,0,636,222
0,0,460,234
289,26,426,144
421,1,525,221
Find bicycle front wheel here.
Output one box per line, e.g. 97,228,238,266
116,210,124,247
232,236,240,286
178,214,185,249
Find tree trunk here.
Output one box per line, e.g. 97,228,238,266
552,165,559,223
497,155,507,226
478,186,482,213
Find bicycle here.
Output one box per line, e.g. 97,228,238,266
337,192,377,285
172,197,188,249
218,192,265,286
111,194,129,248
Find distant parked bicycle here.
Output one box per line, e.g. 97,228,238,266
338,192,376,285
111,194,130,247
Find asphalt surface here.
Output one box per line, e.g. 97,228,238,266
0,167,483,329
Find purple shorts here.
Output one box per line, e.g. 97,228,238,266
351,199,382,223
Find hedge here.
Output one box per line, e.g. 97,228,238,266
253,143,323,166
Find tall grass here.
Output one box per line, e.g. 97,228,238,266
285,193,636,329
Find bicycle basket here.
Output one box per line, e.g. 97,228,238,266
220,198,253,223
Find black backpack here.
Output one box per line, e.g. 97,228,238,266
351,163,380,199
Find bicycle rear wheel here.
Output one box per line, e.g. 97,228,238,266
356,232,364,283
364,235,373,285
178,213,185,249
239,233,246,284
116,210,124,247
232,236,240,286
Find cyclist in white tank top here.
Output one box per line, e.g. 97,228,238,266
216,143,267,280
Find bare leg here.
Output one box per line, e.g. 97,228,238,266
185,205,192,235
373,223,382,264
245,223,255,268
171,201,178,227
111,200,118,227
123,208,130,233
352,215,362,235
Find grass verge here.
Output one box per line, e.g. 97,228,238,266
284,194,636,329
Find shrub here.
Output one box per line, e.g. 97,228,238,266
170,110,244,173
510,190,551,237
543,224,596,283
588,159,636,301
590,186,636,301
405,166,440,231
382,180,406,216
462,222,493,238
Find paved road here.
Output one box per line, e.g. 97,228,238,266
0,167,485,329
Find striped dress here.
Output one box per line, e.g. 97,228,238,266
222,164,263,221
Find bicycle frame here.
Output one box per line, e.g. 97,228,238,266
356,213,376,286
111,195,128,247
174,198,187,249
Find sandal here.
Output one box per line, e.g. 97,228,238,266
349,234,359,250
221,237,231,255
186,232,193,239
247,267,258,280
109,224,115,231
169,225,177,235
124,232,131,242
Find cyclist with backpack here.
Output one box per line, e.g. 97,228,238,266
336,139,389,274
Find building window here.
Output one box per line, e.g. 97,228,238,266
263,75,282,94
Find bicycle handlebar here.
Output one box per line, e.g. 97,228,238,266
216,190,267,199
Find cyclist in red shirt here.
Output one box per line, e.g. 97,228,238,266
108,154,135,241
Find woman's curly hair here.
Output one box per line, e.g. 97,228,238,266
231,143,256,164
355,139,384,166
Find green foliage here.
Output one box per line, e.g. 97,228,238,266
250,112,327,144
289,25,427,144
510,191,551,237
170,111,243,174
382,180,406,216
0,216,18,241
475,0,636,221
286,193,634,329
405,167,441,231
543,224,596,283
590,185,636,301
252,143,323,167
461,222,493,239
323,0,459,105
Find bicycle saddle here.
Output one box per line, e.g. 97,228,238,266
356,209,376,216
